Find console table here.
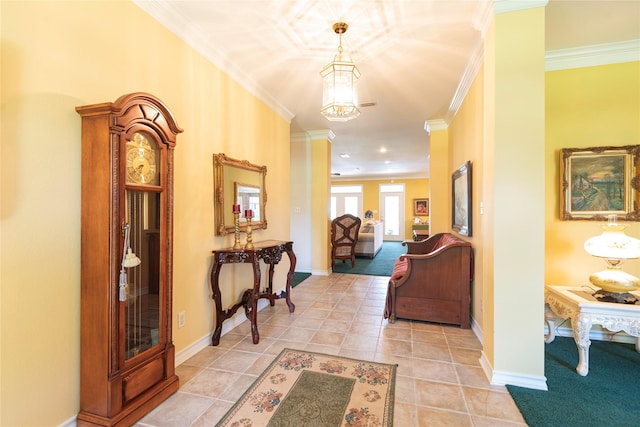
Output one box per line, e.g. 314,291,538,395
412,224,429,241
544,284,640,376
210,240,296,346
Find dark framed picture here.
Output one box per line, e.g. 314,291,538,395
452,161,472,236
561,145,640,221
413,198,429,216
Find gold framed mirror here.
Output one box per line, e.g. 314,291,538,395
213,153,267,235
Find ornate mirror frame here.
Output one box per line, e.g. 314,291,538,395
213,153,268,235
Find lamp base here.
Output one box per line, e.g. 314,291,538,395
593,290,638,304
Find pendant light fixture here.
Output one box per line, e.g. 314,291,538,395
320,22,361,122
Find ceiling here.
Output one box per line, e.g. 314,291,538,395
134,0,640,180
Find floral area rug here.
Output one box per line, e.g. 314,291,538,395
216,348,397,427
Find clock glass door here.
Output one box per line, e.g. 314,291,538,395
124,187,162,359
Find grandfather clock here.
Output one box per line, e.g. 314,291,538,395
76,93,182,426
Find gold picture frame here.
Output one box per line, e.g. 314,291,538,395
413,198,429,216
560,145,640,221
452,161,472,236
213,153,268,235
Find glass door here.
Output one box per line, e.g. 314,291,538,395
330,185,363,219
380,184,405,241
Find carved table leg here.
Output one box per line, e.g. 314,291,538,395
573,312,593,376
210,260,223,346
267,262,276,307
544,304,557,344
284,245,296,313
249,256,261,344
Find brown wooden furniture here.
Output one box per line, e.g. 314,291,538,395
330,214,362,269
412,224,430,241
413,229,430,241
384,233,473,328
210,240,296,345
77,93,181,426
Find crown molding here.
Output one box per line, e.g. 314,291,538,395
426,119,449,132
447,39,485,124
545,39,640,71
133,0,295,123
305,130,333,141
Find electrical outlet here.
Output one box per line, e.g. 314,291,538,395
178,311,186,328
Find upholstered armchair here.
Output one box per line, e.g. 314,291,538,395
330,214,362,269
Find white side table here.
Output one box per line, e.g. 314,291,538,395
544,285,640,376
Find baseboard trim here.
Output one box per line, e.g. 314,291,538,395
478,351,548,390
175,296,280,366
470,315,483,344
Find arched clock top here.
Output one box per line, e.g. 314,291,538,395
112,92,183,147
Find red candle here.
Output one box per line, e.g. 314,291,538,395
232,204,240,213
245,209,253,218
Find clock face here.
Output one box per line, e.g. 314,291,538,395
126,132,159,185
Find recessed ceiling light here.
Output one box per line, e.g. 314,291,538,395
385,160,390,164
340,153,350,158
380,148,387,153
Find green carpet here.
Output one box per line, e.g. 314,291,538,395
292,272,311,288
507,336,640,427
269,370,354,426
331,241,405,276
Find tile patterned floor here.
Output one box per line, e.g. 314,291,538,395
137,273,527,426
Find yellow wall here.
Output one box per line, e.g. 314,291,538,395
428,127,450,234
545,61,640,286
331,178,430,240
449,65,484,329
489,6,546,378
450,6,548,380
1,2,290,425
311,134,332,273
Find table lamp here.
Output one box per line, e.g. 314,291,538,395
584,214,640,303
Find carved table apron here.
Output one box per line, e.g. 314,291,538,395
210,240,296,345
544,284,640,376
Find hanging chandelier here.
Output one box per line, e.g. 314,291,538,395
320,22,361,122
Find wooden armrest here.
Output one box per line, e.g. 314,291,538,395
402,235,439,254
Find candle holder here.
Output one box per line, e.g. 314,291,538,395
232,212,242,249
245,216,254,249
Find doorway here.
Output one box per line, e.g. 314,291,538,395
380,184,405,241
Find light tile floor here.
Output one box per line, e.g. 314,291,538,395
137,273,527,426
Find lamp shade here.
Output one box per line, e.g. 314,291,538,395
584,222,640,260
584,216,640,294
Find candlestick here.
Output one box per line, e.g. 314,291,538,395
244,209,253,219
245,216,254,249
232,212,242,249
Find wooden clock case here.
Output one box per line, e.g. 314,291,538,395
76,93,182,426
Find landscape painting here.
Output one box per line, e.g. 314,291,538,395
561,145,640,221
